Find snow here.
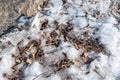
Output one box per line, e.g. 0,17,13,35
72,17,88,28
17,16,29,27
0,45,15,80
50,74,61,80
59,42,80,60
104,16,117,24
88,16,120,80
24,61,42,80
98,22,120,55
0,0,120,80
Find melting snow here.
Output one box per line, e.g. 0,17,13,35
0,0,120,80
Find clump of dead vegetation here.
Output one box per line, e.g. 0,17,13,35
2,19,107,80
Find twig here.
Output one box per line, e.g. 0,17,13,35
94,69,104,79
39,40,59,48
33,69,52,80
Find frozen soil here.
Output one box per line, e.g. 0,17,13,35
0,0,120,80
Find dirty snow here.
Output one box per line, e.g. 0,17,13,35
0,0,120,80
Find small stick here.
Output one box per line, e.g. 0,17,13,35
94,69,104,79
33,69,52,80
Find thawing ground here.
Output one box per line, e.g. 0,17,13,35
0,0,120,80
